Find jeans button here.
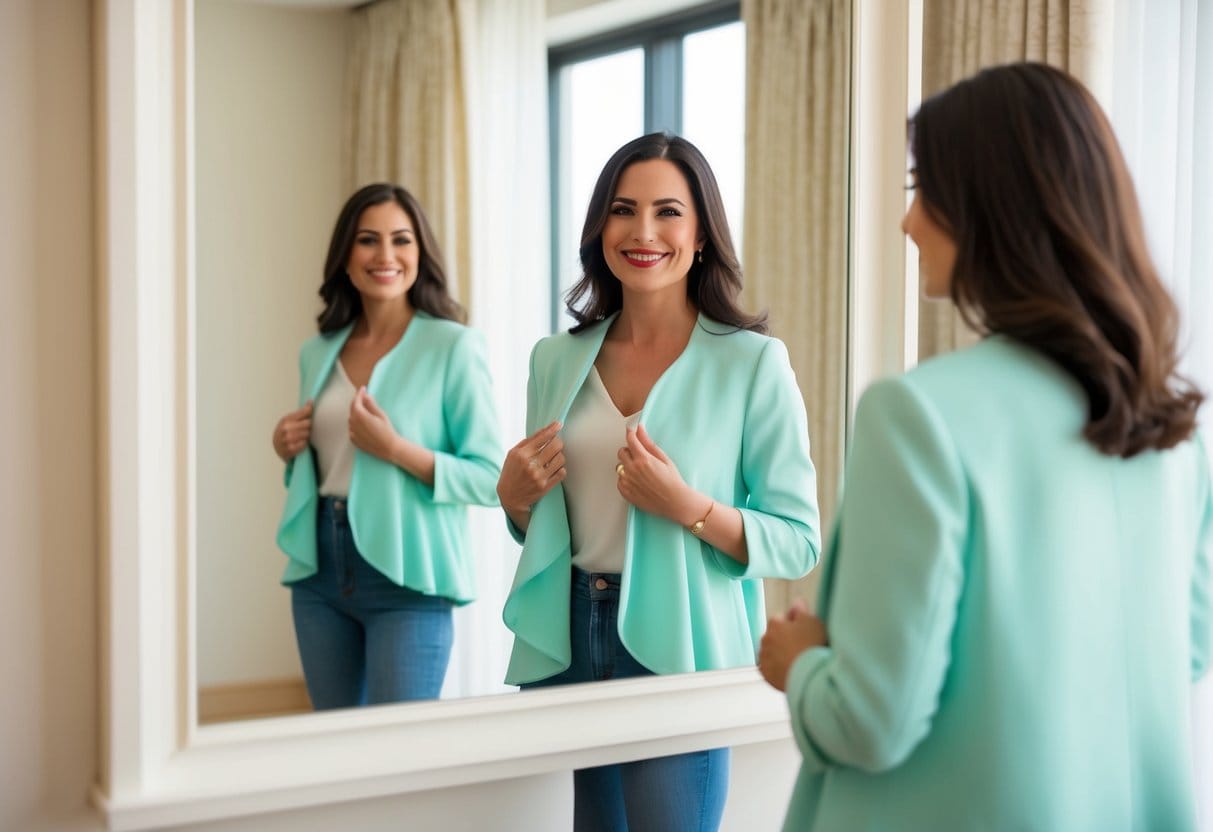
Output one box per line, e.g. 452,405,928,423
594,578,608,591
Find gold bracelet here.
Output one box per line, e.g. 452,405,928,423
688,501,715,536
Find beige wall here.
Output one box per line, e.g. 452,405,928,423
0,0,100,829
194,0,349,688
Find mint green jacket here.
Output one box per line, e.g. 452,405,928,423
503,314,822,684
276,313,503,603
784,336,1213,831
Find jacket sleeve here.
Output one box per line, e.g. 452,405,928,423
711,337,821,580
430,327,504,507
787,376,967,774
1192,432,1213,681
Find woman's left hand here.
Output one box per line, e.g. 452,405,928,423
616,424,703,524
758,600,829,692
348,386,403,461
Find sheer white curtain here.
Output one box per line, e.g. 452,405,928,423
1108,2,1213,826
446,0,549,699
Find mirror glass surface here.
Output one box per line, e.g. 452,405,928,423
195,0,850,724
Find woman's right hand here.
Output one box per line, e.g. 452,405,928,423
497,421,565,531
272,401,313,462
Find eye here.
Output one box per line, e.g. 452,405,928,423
610,204,634,216
393,236,412,246
356,235,377,246
658,207,683,217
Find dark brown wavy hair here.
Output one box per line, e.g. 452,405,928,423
317,183,465,332
565,132,766,334
909,62,1202,457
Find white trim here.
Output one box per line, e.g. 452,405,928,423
847,0,914,417
99,670,787,830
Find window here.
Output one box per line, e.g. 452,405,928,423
548,3,745,330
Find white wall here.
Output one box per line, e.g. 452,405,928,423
195,0,349,687
0,0,100,829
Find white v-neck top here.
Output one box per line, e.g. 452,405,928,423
563,366,642,573
312,360,357,497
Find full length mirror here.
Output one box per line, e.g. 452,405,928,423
195,0,853,723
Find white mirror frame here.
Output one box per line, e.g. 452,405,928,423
92,1,913,828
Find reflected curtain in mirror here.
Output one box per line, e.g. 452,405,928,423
741,0,851,610
346,0,471,302
916,0,1105,361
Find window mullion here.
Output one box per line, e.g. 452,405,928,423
645,35,683,134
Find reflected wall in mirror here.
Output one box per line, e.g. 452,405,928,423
194,0,852,725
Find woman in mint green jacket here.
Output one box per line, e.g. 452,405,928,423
760,64,1212,831
497,133,821,831
273,183,501,709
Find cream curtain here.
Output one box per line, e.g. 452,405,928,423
346,0,470,303
742,0,851,610
917,0,1101,359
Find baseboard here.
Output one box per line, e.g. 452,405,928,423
198,677,311,724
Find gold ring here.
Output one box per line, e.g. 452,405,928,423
616,463,625,476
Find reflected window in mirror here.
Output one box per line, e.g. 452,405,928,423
549,3,743,331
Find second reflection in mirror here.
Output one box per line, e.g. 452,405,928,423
273,183,503,709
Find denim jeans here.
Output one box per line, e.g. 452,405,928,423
289,497,454,709
527,568,731,832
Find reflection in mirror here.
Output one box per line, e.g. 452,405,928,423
194,0,852,727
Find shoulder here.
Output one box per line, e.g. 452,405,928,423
412,313,489,356
693,318,782,365
531,321,605,370
299,328,344,365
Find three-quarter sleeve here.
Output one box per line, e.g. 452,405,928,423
787,376,968,773
430,328,504,507
711,337,821,580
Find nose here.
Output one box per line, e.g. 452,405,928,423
377,237,394,261
630,213,655,242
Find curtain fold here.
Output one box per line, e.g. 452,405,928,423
346,0,470,303
917,0,1100,360
742,0,851,610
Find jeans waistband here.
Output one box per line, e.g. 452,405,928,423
572,566,621,601
318,496,349,515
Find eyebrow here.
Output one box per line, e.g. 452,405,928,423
610,197,688,208
356,228,414,235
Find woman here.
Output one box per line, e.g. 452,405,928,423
759,63,1211,830
273,183,502,709
498,133,822,831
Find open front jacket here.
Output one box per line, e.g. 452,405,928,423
783,336,1213,831
276,312,503,604
503,313,822,685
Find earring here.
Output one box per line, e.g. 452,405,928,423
696,249,704,264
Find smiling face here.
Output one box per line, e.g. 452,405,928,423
601,158,705,299
345,200,419,308
901,189,959,299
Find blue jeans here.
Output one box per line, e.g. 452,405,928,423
289,497,454,709
527,568,730,832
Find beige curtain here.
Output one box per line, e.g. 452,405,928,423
917,0,1099,359
742,0,851,610
345,0,470,304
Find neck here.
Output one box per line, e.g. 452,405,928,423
612,289,697,346
357,297,414,339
